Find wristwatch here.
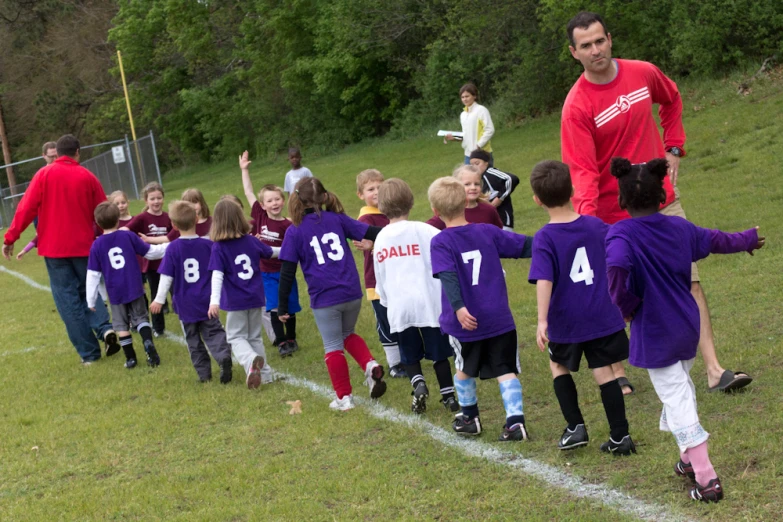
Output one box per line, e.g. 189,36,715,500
666,146,683,157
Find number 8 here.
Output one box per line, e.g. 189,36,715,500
184,258,200,283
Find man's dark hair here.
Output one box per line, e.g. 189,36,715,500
567,11,608,47
530,160,573,207
611,157,668,211
56,134,80,157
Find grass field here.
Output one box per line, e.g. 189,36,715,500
2,70,782,521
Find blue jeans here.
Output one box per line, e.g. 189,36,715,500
44,257,112,362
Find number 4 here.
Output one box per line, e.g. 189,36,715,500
570,246,594,286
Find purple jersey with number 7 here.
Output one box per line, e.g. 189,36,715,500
158,237,213,323
279,211,369,309
430,223,528,342
87,230,150,305
208,235,274,311
528,215,625,344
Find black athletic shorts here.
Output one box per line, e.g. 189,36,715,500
449,329,519,380
548,329,628,373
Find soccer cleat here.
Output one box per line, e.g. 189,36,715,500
365,361,387,399
219,358,233,384
329,394,356,411
277,341,295,358
452,413,482,436
144,341,160,367
558,424,589,450
675,459,696,481
104,330,120,357
499,422,528,442
288,340,300,352
246,356,264,389
441,396,460,413
388,364,408,378
600,435,637,456
411,381,429,414
690,478,723,503
152,330,162,338
124,358,137,369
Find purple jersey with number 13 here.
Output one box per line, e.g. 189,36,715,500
279,211,369,309
528,215,625,343
431,223,527,342
208,235,274,311
157,237,213,323
87,230,150,305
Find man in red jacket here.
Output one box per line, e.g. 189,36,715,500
3,135,117,364
559,12,752,393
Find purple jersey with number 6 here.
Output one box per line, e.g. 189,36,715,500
158,237,213,323
208,235,274,311
279,211,368,309
528,215,625,344
431,223,527,342
87,230,150,305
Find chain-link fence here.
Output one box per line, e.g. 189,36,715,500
0,132,161,230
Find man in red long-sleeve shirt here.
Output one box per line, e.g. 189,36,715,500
3,134,117,363
559,12,752,393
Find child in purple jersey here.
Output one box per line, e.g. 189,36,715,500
428,177,533,441
528,160,633,455
606,158,765,503
426,165,503,230
277,177,387,411
207,199,280,390
152,201,232,384
86,202,168,369
240,151,302,358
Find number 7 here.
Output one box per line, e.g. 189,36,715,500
461,250,482,286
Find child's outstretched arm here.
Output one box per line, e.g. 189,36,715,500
706,226,764,256
139,234,170,245
438,271,477,331
143,243,169,260
240,151,258,207
16,238,37,260
535,280,553,351
150,275,173,315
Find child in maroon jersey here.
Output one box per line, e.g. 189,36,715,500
140,188,213,243
427,165,503,230
109,191,134,228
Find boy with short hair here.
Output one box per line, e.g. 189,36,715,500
374,178,458,413
283,147,313,195
152,201,233,383
86,202,168,369
356,169,406,378
527,160,634,455
428,177,532,440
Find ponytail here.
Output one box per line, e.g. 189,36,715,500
321,191,345,215
288,189,306,226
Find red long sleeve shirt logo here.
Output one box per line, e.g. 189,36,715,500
595,87,650,128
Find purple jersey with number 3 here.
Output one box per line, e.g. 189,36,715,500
158,237,213,323
279,211,369,309
430,223,527,341
208,235,274,311
528,216,625,343
87,230,150,305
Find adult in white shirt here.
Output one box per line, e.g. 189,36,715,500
283,147,313,194
445,83,495,167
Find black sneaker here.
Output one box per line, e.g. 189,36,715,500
690,477,723,503
104,331,120,357
452,413,481,436
388,364,408,378
125,358,137,369
288,339,300,352
499,422,528,441
441,396,460,412
558,424,589,450
600,435,636,456
278,341,295,357
144,341,161,367
219,358,233,384
675,459,696,481
411,381,429,414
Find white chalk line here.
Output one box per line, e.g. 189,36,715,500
1,264,689,521
0,346,40,357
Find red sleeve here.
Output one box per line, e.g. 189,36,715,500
426,215,446,231
561,112,600,217
647,64,686,154
3,171,44,245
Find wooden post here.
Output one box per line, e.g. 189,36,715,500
0,96,17,194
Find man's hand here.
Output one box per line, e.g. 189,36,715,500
750,226,766,255
2,243,14,260
239,150,251,171
490,197,503,208
208,304,220,319
536,321,549,351
665,152,681,186
150,302,163,315
456,307,477,331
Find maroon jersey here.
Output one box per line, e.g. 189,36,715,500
358,207,389,297
125,211,172,272
426,201,503,230
167,217,212,241
251,202,292,272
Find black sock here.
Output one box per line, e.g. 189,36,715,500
270,312,286,346
433,359,455,398
553,374,584,429
405,361,424,388
600,379,629,440
462,403,479,420
120,334,136,360
138,326,154,348
285,314,297,341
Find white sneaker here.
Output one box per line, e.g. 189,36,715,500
364,361,387,399
246,356,264,389
329,394,355,411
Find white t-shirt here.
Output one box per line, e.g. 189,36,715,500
374,220,442,333
284,167,313,193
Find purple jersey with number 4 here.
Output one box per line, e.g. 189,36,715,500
431,223,527,341
87,230,150,305
208,235,274,311
528,216,625,343
158,237,213,323
279,211,368,309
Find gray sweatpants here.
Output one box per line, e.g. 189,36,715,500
181,317,232,381
312,298,362,353
225,308,274,382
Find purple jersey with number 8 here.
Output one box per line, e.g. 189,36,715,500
279,211,368,309
430,223,527,342
158,237,213,323
208,235,274,311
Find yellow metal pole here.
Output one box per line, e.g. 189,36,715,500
117,50,146,185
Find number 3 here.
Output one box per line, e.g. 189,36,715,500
461,250,482,286
570,247,594,285
235,254,254,280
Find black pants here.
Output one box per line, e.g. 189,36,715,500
146,270,166,334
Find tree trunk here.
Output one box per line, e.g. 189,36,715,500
0,96,17,194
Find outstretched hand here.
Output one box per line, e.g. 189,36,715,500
352,239,373,252
239,150,251,170
749,226,766,255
